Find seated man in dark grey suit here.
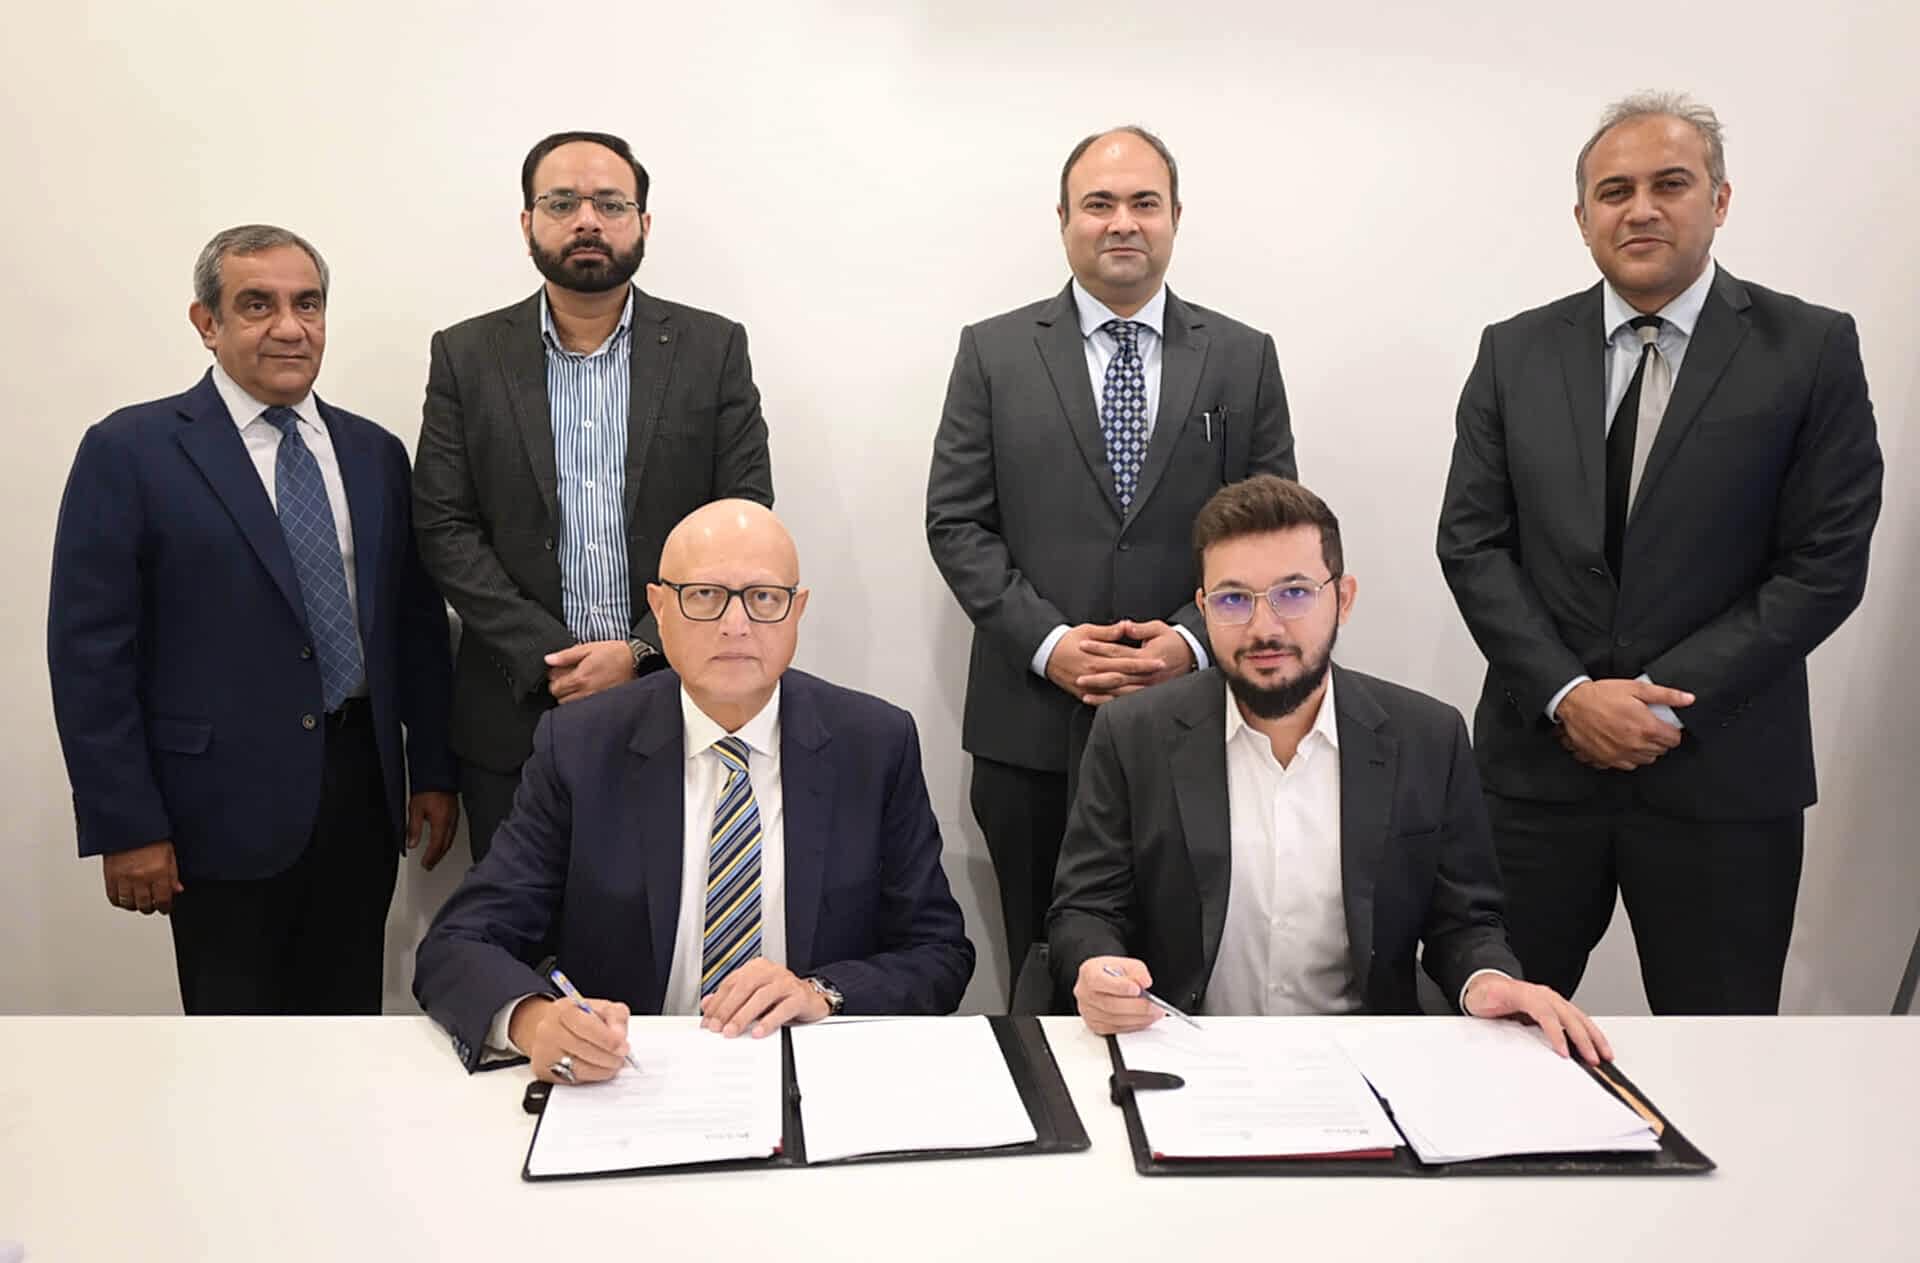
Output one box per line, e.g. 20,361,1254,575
1050,476,1608,1062
415,501,974,1080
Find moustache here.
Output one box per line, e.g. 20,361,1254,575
1235,639,1298,662
565,239,612,258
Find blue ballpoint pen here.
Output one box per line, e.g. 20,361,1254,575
1102,964,1202,1030
549,968,643,1072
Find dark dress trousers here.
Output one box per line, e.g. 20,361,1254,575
413,669,975,1070
49,372,456,1013
1048,666,1522,1013
1436,266,1882,1012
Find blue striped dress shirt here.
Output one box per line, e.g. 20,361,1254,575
541,289,634,643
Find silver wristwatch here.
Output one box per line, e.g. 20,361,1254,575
627,637,658,672
805,976,844,1016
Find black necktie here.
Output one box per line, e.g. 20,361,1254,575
1604,316,1663,577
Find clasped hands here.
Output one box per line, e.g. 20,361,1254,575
512,959,830,1084
1046,620,1194,706
1555,678,1694,771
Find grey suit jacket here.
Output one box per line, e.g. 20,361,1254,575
414,287,774,772
1437,267,1882,819
926,283,1296,773
1047,666,1522,1014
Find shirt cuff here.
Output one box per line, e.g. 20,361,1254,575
1546,675,1590,722
1459,968,1512,1014
1637,673,1685,729
487,993,545,1060
1172,624,1209,671
1030,624,1071,678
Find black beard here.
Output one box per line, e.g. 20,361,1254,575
530,234,644,294
1222,626,1336,720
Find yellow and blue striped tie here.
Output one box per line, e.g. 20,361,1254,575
701,736,763,997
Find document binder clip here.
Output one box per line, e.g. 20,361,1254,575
1109,1068,1184,1105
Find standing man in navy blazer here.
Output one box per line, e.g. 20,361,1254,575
415,501,972,1078
1437,94,1883,1013
49,225,458,1015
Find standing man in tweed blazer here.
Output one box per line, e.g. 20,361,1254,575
416,130,774,859
927,126,1297,984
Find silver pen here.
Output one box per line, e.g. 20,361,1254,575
1102,964,1202,1030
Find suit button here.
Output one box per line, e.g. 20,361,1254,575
1118,542,1132,552
1586,567,1606,578
301,714,317,730
300,645,314,660
1615,635,1632,648
544,538,555,551
658,332,670,345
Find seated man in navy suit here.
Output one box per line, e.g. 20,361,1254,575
415,500,975,1078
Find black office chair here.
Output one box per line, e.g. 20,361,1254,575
1894,920,1920,1016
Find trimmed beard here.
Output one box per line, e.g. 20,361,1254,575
530,234,644,294
1222,623,1337,721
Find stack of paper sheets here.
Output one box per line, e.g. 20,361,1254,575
1335,1020,1660,1163
789,1016,1037,1162
1115,1019,1403,1159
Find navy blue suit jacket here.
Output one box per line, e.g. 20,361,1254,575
413,668,975,1069
48,371,456,880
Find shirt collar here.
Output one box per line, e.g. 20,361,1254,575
1072,278,1167,342
540,286,635,357
1602,257,1716,344
1223,668,1340,760
681,683,783,764
211,361,321,434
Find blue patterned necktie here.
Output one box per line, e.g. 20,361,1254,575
701,736,764,997
1099,319,1150,513
263,407,363,711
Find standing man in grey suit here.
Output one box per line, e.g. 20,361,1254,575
1437,93,1882,1014
416,130,774,859
927,126,1296,983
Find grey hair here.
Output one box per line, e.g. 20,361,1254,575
1575,91,1727,198
192,224,330,315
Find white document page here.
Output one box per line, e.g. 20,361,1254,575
787,1016,1037,1163
525,1019,784,1177
1115,1018,1402,1159
1336,1019,1659,1163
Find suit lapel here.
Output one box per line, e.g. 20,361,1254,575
1127,290,1209,522
626,690,688,994
318,399,383,638
1554,286,1608,535
1332,668,1393,996
778,676,834,971
1629,268,1752,522
622,288,676,525
496,293,559,519
173,373,308,628
1033,284,1122,519
1169,682,1232,985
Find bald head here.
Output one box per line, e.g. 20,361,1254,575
659,499,798,584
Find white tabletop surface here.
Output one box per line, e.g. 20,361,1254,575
1,1015,1914,1262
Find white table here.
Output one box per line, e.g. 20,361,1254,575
1,1016,1913,1261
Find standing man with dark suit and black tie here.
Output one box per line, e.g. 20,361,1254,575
49,225,458,1014
415,130,774,861
927,125,1297,985
1437,93,1883,1014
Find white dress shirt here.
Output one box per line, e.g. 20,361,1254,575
1543,260,1717,726
486,685,789,1055
1029,279,1209,676
209,362,365,696
1205,674,1361,1016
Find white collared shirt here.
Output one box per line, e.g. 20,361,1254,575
209,361,365,694
1029,280,1208,676
1206,674,1361,1016
662,684,789,1015
487,684,791,1055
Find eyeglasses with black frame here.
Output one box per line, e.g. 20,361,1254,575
658,580,799,623
1201,575,1342,625
533,191,641,221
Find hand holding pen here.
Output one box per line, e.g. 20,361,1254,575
1073,956,1204,1036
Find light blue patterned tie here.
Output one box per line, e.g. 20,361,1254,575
701,736,764,997
264,407,363,710
1099,319,1150,513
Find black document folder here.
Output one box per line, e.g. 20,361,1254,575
521,1016,1089,1182
1107,1038,1715,1177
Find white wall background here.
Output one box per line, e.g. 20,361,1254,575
1,0,1913,1018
